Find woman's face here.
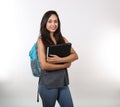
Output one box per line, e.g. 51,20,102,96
46,14,58,34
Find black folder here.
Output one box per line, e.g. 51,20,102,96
47,43,71,57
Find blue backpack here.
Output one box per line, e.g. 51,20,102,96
29,42,41,77
29,42,41,102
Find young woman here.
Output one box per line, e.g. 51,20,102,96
37,10,78,107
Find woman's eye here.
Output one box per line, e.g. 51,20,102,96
54,20,58,23
48,20,52,23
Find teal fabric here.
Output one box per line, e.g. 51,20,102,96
29,43,41,77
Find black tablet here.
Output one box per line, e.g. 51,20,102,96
47,43,72,57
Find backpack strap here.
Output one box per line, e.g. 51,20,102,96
37,77,41,102
37,85,39,102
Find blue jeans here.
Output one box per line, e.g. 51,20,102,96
38,85,74,107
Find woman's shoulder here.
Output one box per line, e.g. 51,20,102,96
37,37,42,43
62,36,69,43
37,37,44,47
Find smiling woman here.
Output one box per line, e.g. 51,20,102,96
37,10,78,107
46,14,59,34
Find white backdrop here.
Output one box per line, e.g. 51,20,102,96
0,0,120,107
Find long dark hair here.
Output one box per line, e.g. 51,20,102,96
39,10,65,49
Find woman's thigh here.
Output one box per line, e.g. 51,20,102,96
57,86,74,107
38,85,58,107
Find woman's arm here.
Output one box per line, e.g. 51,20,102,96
37,38,71,71
47,37,78,64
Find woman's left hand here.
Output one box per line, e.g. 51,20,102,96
47,55,61,64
